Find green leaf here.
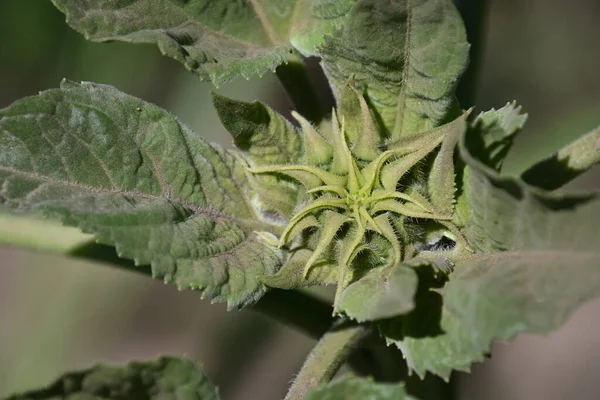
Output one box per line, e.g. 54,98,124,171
319,0,469,139
377,263,449,377
0,80,281,308
466,102,528,172
212,93,304,218
3,357,219,400
51,0,354,86
212,93,303,166
381,113,600,379
305,376,417,400
521,124,600,190
381,309,474,380
338,264,418,322
453,103,527,226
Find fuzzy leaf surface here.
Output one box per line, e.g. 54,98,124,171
319,0,469,139
305,377,417,400
382,112,600,379
467,103,527,172
3,357,219,400
0,80,281,308
453,103,527,226
339,264,418,322
51,0,354,86
212,93,304,218
262,248,338,289
212,93,303,166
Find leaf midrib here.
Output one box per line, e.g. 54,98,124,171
0,164,216,216
394,0,413,138
248,0,281,45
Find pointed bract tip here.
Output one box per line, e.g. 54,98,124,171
345,74,356,87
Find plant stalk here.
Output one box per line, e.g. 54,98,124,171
284,322,371,400
276,52,327,124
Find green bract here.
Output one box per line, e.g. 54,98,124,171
2,0,600,398
244,83,472,310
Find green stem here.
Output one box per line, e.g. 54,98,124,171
276,52,327,124
285,322,371,400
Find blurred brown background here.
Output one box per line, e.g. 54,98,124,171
1,1,599,399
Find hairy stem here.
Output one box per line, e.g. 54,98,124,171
276,52,327,124
285,322,371,400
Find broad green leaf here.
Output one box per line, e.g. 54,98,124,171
378,263,448,377
453,103,527,226
381,309,475,380
382,114,600,379
338,264,418,322
319,0,469,139
3,357,219,400
467,102,528,172
212,93,304,218
212,93,303,165
390,228,600,378
51,0,354,86
305,376,417,400
0,80,282,308
521,125,600,190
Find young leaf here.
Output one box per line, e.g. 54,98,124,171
212,93,304,218
521,124,600,190
338,263,418,322
51,0,353,86
0,80,282,308
3,357,219,400
381,308,473,379
466,102,528,172
382,114,600,379
305,376,417,400
211,93,303,166
319,0,469,138
453,103,527,226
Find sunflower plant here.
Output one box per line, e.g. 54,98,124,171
1,1,599,399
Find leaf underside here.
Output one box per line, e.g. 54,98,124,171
51,0,354,86
339,263,419,322
3,357,219,400
0,80,282,308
